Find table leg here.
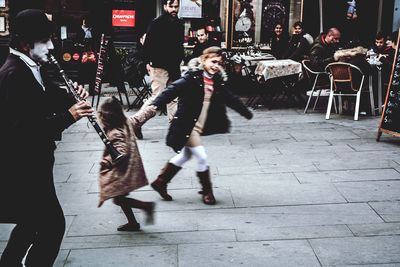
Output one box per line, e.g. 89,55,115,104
377,67,382,114
369,74,376,116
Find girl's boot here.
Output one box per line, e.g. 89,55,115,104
197,168,216,205
151,162,181,201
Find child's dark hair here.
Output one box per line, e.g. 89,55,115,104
375,31,386,40
98,97,126,130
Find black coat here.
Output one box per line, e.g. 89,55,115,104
143,12,184,79
284,33,312,62
271,34,289,59
151,70,253,152
0,54,76,222
309,34,337,72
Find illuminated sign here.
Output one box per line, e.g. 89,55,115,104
72,53,80,61
63,53,72,61
112,10,135,27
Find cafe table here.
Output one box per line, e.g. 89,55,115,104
240,53,276,66
254,59,302,82
247,59,303,108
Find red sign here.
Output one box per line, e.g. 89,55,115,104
72,53,80,61
112,10,135,27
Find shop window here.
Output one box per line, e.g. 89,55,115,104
225,0,290,49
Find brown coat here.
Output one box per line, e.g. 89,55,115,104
98,120,148,207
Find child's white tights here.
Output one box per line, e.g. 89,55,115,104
169,145,208,172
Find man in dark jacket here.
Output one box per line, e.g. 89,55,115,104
0,9,92,267
284,21,314,62
189,26,220,61
309,28,341,71
137,0,184,138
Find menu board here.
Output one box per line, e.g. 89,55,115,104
377,30,400,141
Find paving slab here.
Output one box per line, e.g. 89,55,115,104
348,222,400,237
368,201,400,222
334,181,400,202
309,236,400,266
64,245,177,267
119,229,236,246
178,240,320,267
294,168,400,184
236,224,353,241
229,182,347,207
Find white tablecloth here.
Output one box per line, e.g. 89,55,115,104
255,59,302,81
240,54,275,66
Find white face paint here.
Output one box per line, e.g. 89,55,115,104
29,39,54,64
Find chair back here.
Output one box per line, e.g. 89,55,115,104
302,59,330,86
325,62,364,93
302,59,325,75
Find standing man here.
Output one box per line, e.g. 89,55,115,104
135,0,184,139
0,9,93,267
309,28,341,71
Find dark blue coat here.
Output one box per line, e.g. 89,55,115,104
151,70,253,152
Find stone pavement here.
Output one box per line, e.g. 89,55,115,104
1,96,400,266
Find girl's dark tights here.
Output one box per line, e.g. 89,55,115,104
113,196,152,224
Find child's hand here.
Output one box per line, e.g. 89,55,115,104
100,159,112,169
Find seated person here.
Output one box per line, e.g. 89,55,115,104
368,31,396,98
270,23,289,59
189,26,220,61
369,31,395,69
309,27,341,72
284,21,314,62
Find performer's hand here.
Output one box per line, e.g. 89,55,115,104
73,82,90,99
69,101,94,121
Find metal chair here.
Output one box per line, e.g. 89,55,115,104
129,76,152,109
325,62,373,121
302,59,331,113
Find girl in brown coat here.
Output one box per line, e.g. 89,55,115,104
98,97,155,232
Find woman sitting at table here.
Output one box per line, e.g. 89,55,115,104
270,23,289,60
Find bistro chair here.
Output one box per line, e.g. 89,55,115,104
325,62,372,121
128,76,152,109
302,59,331,113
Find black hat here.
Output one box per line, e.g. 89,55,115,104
11,9,55,42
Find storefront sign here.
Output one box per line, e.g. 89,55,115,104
112,10,135,27
72,53,80,61
179,0,202,18
63,53,71,62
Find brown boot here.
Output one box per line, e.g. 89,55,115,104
151,162,181,201
197,168,216,205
